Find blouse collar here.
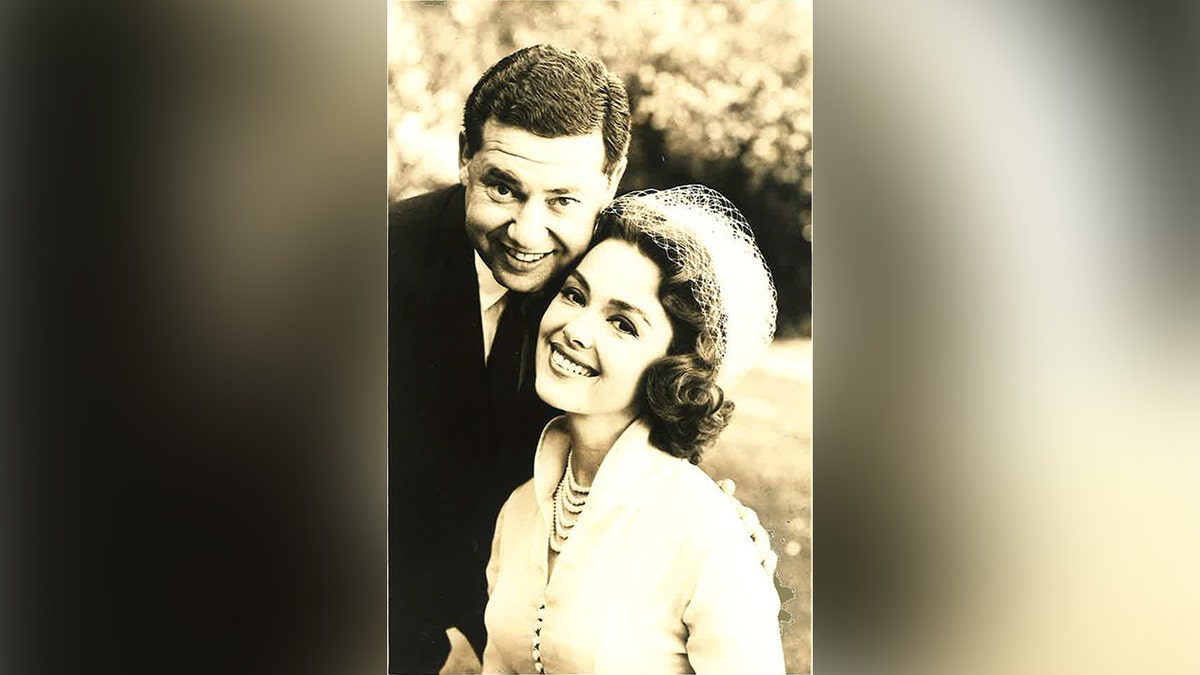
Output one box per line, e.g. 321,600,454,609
532,415,680,529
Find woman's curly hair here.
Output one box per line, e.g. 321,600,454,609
594,208,735,464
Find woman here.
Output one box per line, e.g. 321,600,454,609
482,186,784,674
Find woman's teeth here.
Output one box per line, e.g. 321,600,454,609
551,347,597,377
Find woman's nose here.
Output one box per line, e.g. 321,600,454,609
562,315,594,350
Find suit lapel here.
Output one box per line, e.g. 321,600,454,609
430,185,489,399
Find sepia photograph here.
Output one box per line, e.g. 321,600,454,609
388,1,812,672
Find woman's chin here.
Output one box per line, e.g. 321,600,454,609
535,378,584,416
534,370,564,409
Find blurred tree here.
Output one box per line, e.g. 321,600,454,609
388,0,811,334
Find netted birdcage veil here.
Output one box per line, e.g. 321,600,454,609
601,185,778,385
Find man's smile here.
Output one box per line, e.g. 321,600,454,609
502,244,553,265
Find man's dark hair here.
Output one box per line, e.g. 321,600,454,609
462,45,631,176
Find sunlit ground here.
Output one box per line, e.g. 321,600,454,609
701,337,812,674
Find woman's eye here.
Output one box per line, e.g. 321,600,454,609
560,287,585,305
550,196,578,208
611,316,638,337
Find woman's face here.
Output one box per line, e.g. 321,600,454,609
535,239,675,420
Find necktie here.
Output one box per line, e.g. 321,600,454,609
487,292,529,400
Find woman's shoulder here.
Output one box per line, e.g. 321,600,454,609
496,476,538,523
645,459,749,547
507,476,537,505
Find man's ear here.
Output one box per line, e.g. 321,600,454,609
604,157,629,200
457,130,471,185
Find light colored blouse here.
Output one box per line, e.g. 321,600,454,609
482,416,785,674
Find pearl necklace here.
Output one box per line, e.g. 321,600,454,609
550,451,590,553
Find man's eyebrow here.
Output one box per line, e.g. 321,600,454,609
480,166,523,186
547,186,582,195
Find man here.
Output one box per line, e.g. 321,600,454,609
389,45,774,672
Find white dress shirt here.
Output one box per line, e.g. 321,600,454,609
482,416,786,674
476,251,509,364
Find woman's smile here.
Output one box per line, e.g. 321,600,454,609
548,341,599,378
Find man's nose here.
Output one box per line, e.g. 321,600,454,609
562,314,594,350
507,201,551,249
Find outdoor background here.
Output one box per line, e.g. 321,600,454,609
388,1,812,671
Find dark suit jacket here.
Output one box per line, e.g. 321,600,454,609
389,185,555,672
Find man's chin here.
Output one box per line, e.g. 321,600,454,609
493,267,553,295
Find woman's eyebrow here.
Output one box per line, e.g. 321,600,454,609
567,270,591,294
571,269,654,328
609,299,653,327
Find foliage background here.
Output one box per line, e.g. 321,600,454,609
388,2,812,671
388,0,812,335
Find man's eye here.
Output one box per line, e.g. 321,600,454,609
486,183,518,202
550,196,579,208
611,316,638,337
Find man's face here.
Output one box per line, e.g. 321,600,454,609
459,119,622,294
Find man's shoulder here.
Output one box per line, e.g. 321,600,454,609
389,184,463,232
389,184,467,278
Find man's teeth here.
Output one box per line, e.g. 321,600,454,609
509,249,550,263
552,348,596,377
